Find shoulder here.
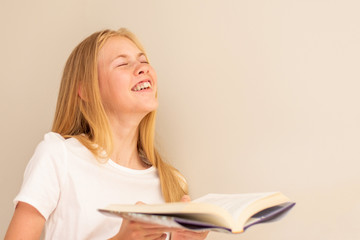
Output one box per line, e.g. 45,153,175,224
35,132,85,157
27,132,68,172
36,132,66,152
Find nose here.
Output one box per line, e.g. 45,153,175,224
135,62,149,75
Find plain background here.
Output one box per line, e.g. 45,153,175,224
1,0,359,239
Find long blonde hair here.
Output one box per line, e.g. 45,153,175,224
52,28,187,202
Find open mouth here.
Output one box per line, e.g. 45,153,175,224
131,80,152,92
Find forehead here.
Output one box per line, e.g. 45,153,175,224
98,36,142,62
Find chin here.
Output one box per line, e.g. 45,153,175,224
140,101,158,115
146,103,159,113
148,99,159,110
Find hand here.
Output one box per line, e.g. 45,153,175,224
110,202,172,240
112,219,170,240
171,230,209,240
171,195,209,240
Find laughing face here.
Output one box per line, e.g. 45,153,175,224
97,36,158,121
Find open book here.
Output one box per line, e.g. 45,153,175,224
99,192,295,234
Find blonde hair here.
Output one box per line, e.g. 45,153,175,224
52,28,187,202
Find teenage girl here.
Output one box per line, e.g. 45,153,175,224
5,28,208,240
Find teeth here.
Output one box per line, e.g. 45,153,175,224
133,81,151,91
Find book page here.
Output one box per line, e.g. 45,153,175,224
193,192,277,220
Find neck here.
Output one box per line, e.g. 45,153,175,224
107,114,148,170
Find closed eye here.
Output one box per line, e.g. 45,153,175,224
117,63,128,67
138,54,149,64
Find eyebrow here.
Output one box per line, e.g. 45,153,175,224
111,52,146,62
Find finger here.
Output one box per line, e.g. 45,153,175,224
126,222,170,239
180,195,191,202
134,222,174,230
131,222,175,233
144,232,168,240
173,230,209,239
135,201,146,205
154,233,168,240
143,232,167,240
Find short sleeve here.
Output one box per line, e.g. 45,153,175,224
14,132,68,220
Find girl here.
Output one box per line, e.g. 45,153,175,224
5,28,208,240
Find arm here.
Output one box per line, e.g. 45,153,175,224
5,202,45,240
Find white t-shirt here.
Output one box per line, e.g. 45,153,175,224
14,132,166,240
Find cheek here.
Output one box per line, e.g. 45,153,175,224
98,77,111,104
149,67,158,88
99,71,126,98
97,67,109,97
103,77,133,110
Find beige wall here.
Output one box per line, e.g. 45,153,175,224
1,0,359,239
